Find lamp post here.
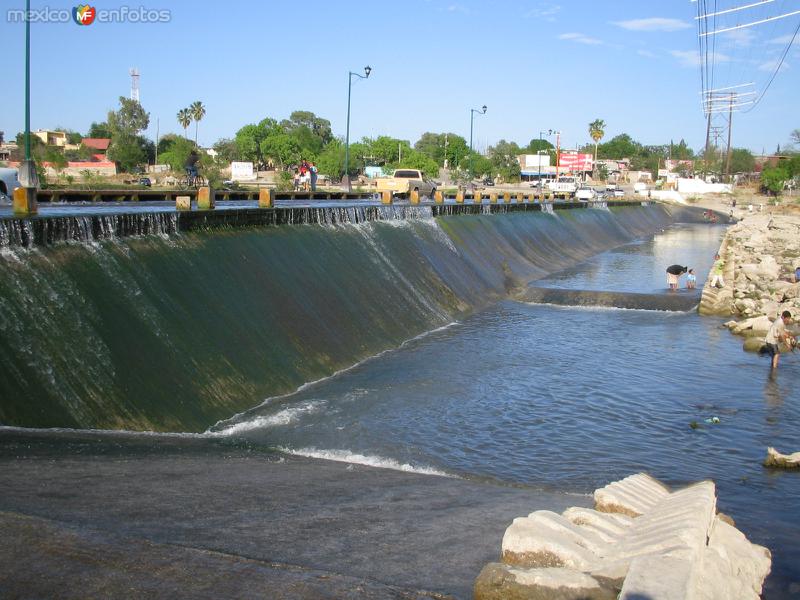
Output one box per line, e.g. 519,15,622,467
468,105,487,182
344,65,371,192
537,129,553,192
19,0,38,190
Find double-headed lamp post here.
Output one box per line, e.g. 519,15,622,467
344,65,371,192
537,129,553,190
469,105,487,181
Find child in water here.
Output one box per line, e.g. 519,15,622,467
686,269,696,289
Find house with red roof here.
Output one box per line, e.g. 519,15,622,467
81,138,111,161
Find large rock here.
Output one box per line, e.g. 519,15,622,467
474,564,616,600
479,474,772,600
764,447,800,468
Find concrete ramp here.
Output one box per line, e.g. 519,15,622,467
522,286,701,312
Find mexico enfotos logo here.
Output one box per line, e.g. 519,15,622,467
7,5,171,24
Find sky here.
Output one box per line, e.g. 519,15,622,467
2,0,798,154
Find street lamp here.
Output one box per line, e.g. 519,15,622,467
344,65,372,192
469,105,487,181
19,0,38,190
537,129,553,193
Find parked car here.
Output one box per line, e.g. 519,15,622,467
611,187,625,198
138,177,152,187
547,176,579,198
575,185,597,201
482,177,495,187
0,167,21,204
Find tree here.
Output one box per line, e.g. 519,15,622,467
790,129,800,148
488,139,522,182
671,139,695,160
107,97,149,135
761,167,789,195
395,149,440,178
727,148,755,174
588,118,606,163
88,121,112,139
108,133,148,172
598,134,639,160
177,108,192,140
190,101,206,146
158,136,197,172
212,138,239,164
260,133,301,168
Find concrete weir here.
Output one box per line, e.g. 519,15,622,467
522,287,702,312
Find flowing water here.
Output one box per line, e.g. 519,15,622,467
211,223,800,598
1,206,798,596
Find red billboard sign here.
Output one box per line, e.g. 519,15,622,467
558,152,593,172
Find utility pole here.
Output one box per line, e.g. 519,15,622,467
725,95,734,179
443,133,449,169
703,104,712,180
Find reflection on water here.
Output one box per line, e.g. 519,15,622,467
534,223,726,294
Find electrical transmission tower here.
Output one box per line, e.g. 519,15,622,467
129,68,140,103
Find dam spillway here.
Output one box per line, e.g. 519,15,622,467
0,201,714,432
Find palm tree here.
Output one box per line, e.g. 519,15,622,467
177,108,192,140
588,119,606,164
190,101,206,146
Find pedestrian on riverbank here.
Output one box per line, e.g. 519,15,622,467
293,169,300,191
762,311,795,370
666,264,687,291
710,254,725,288
686,269,696,289
793,265,800,283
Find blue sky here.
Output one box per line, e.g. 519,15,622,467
2,0,798,154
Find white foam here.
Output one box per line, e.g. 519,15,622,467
278,446,454,478
208,400,326,436
522,301,697,315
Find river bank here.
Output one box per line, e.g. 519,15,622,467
699,212,800,350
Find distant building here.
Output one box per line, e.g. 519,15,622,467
80,138,111,162
33,129,68,147
0,143,17,162
81,138,111,155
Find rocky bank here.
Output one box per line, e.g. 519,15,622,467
698,213,800,351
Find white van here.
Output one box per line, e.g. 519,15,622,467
0,167,21,205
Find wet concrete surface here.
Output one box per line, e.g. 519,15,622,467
0,430,588,599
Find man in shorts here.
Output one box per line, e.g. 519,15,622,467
764,311,795,370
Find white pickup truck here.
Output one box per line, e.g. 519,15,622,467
375,169,437,197
547,176,579,198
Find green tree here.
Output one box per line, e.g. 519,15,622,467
598,134,639,160
316,139,346,179
108,133,147,172
260,133,301,168
177,108,192,140
158,136,198,172
212,138,239,164
88,121,112,139
488,139,522,182
761,167,789,195
588,118,606,163
525,138,555,154
190,101,206,146
280,111,333,145
157,133,185,156
671,139,695,160
108,97,149,135
727,148,755,174
395,149,440,178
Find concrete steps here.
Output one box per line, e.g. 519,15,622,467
475,473,771,600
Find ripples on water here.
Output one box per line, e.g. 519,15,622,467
217,223,800,597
